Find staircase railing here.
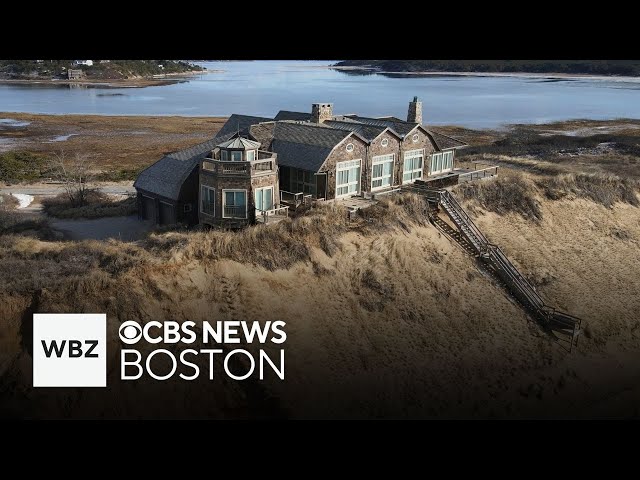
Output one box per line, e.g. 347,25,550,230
406,181,582,351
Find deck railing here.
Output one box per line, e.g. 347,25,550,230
458,165,499,183
201,157,276,176
223,205,247,218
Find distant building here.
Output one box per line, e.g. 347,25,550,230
73,60,93,67
67,69,84,80
134,98,468,226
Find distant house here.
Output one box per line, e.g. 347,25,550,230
73,60,93,67
67,69,84,80
134,98,468,226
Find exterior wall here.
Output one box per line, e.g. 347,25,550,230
177,167,200,225
199,168,279,227
136,189,178,226
363,132,402,193
319,135,368,200
398,128,436,184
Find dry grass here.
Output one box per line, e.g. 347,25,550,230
536,173,640,207
455,173,543,222
455,170,639,221
42,191,137,219
145,194,430,270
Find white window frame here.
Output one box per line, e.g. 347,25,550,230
412,133,419,143
335,159,361,198
200,185,215,215
346,143,354,152
254,186,274,212
222,189,248,219
381,138,389,147
246,150,256,162
371,153,395,191
429,150,454,176
402,149,424,184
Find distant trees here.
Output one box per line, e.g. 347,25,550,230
333,60,640,76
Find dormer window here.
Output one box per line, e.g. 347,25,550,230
231,151,243,162
246,150,256,162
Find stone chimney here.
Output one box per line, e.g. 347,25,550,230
311,103,333,123
407,96,422,124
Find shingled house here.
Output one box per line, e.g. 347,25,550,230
134,98,467,226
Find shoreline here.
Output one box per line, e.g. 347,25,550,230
0,70,210,89
330,66,640,82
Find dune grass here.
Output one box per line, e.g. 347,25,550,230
42,191,137,219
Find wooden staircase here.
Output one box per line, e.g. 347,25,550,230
405,181,583,352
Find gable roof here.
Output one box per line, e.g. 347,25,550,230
426,130,468,150
324,120,400,142
274,110,312,121
251,121,359,172
134,137,219,200
344,115,418,137
215,114,273,141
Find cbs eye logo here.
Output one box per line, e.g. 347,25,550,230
119,321,142,344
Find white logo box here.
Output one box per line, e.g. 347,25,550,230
33,313,106,387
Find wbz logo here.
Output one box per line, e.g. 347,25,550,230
33,314,106,387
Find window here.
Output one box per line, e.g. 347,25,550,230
246,150,256,162
336,159,361,197
429,150,454,175
371,154,394,190
255,186,274,212
291,168,316,195
231,151,243,162
200,186,215,215
412,133,419,143
346,143,354,152
223,190,247,218
402,149,424,183
183,203,193,213
221,150,228,161
381,138,389,147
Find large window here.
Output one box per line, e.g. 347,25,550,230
255,186,274,212
246,150,256,162
231,151,243,162
221,150,228,161
371,154,394,190
429,150,454,175
336,159,361,197
201,186,215,215
402,149,424,183
223,190,247,218
294,169,316,195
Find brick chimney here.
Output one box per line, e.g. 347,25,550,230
407,96,422,124
311,103,333,123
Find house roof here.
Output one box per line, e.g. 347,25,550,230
426,130,468,150
215,114,273,141
324,120,397,142
217,136,261,150
258,121,357,171
134,137,219,200
344,115,418,137
274,110,312,121
270,139,335,171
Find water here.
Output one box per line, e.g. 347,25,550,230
1,60,639,128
